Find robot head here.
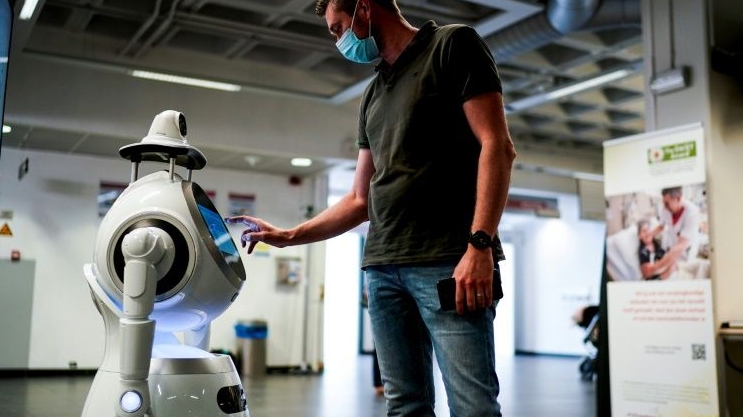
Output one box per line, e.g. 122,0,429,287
93,111,246,332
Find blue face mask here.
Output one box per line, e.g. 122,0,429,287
335,2,379,64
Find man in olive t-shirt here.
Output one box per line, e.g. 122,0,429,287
228,1,516,416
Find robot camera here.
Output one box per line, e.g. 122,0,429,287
147,110,188,142
178,113,187,137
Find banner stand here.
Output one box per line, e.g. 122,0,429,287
596,245,611,417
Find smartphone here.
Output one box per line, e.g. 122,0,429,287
437,265,503,311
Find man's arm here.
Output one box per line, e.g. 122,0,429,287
466,92,515,237
453,91,516,314
640,246,682,279
677,202,700,254
228,149,374,253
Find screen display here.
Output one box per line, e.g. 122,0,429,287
197,203,240,263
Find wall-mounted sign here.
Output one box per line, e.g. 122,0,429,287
276,256,301,286
505,194,560,218
228,193,256,217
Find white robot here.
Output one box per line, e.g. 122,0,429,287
82,110,250,416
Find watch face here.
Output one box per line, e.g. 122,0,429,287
470,231,492,249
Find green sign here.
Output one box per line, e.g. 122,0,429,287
648,141,696,163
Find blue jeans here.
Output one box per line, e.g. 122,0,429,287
365,263,501,417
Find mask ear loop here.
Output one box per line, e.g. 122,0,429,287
367,6,372,39
350,0,360,30
351,0,372,39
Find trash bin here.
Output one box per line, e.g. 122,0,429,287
235,320,268,377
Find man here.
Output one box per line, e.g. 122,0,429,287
657,186,707,279
228,1,515,415
658,187,700,262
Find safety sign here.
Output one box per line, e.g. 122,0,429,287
0,222,12,236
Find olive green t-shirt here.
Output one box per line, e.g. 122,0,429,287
358,21,503,268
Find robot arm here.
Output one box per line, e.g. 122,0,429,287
116,227,174,417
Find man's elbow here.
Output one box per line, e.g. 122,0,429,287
501,138,517,165
352,196,370,222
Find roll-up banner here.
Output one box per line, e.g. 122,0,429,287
603,123,719,417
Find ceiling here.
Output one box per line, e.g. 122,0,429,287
2,0,646,180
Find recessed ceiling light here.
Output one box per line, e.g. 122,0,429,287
505,64,639,113
130,70,242,92
2,125,10,133
291,158,312,167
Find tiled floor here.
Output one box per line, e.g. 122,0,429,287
0,354,595,417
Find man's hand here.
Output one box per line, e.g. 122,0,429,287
652,223,665,236
452,247,494,315
224,215,289,254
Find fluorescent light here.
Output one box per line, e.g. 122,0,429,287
2,125,10,133
544,69,633,100
19,0,39,20
130,70,242,92
291,158,312,167
506,67,635,113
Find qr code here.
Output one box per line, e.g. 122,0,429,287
692,344,706,361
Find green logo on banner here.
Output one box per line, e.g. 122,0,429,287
647,141,696,164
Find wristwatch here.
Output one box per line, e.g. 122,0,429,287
469,230,493,250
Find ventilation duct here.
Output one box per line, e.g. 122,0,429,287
487,0,641,63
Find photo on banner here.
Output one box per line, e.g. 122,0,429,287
605,183,709,282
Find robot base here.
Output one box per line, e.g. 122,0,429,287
82,355,248,416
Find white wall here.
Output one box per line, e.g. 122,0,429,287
508,192,606,356
323,232,362,370
495,243,516,357
0,147,320,369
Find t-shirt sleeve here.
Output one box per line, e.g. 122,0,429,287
357,81,373,150
443,26,502,103
357,109,370,149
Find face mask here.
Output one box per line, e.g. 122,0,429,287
336,1,379,63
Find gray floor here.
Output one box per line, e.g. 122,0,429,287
0,354,595,417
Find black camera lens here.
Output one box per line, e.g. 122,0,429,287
178,113,187,137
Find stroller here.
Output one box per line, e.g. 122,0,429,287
574,305,600,381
